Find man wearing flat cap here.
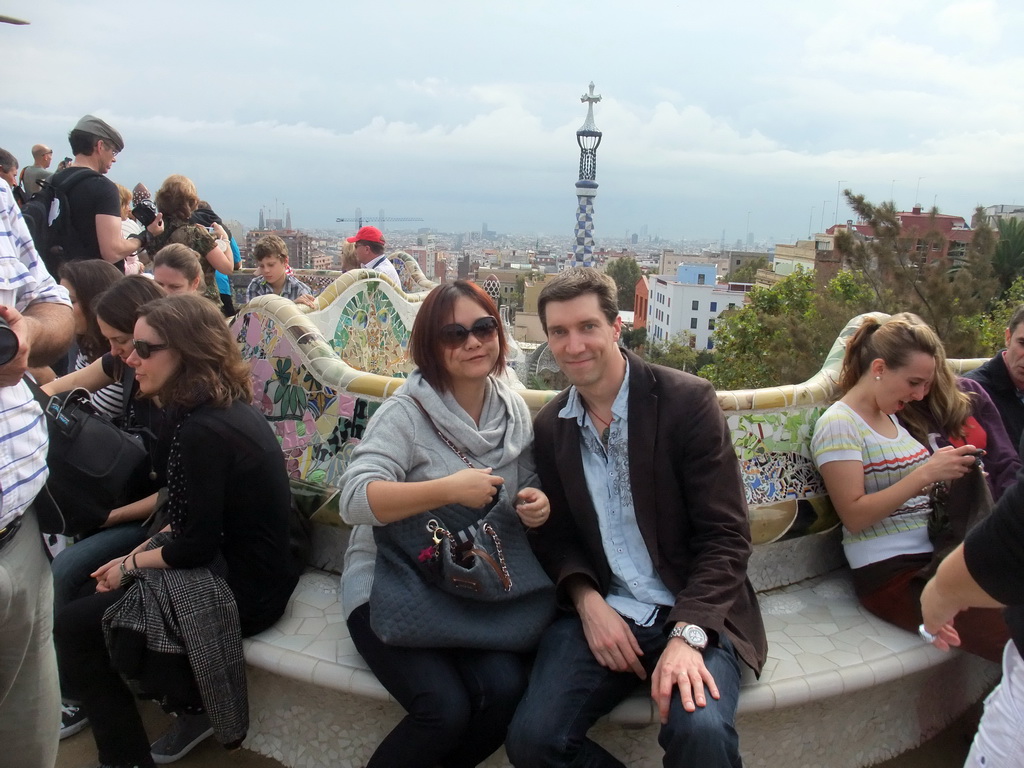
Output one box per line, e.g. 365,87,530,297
347,225,400,285
47,114,162,271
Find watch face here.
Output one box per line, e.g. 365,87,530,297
683,624,708,648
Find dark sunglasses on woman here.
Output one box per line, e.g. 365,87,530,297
439,316,499,348
132,339,170,358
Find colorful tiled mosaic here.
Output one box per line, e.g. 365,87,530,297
234,295,986,546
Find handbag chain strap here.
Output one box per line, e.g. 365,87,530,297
409,397,474,469
480,522,512,591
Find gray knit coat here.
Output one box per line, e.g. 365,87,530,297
338,370,538,619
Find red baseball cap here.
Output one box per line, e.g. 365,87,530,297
347,225,386,245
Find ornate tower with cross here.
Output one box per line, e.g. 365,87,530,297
571,82,603,267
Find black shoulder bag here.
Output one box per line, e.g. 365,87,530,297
28,368,153,536
368,398,556,651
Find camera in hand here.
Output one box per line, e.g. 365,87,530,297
132,198,157,227
0,315,19,366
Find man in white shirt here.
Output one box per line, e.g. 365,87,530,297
0,179,74,768
347,225,401,285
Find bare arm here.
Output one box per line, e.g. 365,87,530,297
96,212,164,263
42,356,115,396
920,542,1004,651
0,302,73,386
820,446,979,534
203,242,235,275
103,492,159,527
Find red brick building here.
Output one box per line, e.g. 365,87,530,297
826,205,972,264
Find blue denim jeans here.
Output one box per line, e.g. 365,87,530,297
52,521,149,700
347,601,529,768
51,522,149,611
506,612,743,768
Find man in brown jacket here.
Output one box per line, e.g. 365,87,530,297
507,268,766,767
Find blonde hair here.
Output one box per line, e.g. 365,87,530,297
115,184,132,219
889,312,974,443
839,315,942,394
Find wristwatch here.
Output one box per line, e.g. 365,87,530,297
669,623,708,651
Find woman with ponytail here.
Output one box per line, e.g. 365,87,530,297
811,315,1007,661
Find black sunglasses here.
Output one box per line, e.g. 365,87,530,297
132,339,170,359
439,316,499,348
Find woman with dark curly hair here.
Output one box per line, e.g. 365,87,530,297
54,294,300,768
143,175,233,302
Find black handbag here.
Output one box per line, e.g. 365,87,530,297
369,488,556,651
27,374,151,536
921,461,992,580
368,399,556,651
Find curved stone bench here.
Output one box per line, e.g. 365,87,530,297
228,292,999,768
242,562,997,768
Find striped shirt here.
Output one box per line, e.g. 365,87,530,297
811,401,933,568
0,180,72,528
75,350,124,420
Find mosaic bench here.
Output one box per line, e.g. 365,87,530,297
230,288,998,768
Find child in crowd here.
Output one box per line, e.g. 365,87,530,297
244,234,315,308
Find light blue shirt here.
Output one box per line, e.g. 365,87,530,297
558,358,675,626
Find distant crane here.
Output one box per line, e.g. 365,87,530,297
336,208,424,231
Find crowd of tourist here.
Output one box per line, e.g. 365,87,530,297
0,114,386,768
3,112,1024,768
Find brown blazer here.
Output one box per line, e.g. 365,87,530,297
531,349,767,675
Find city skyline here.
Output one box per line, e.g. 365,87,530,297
5,0,1024,243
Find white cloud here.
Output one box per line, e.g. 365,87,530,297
4,0,1024,239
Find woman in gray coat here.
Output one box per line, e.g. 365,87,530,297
339,280,549,768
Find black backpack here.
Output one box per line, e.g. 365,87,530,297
22,167,100,278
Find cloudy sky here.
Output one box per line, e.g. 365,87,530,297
4,0,1023,245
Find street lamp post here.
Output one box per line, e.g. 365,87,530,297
834,181,846,225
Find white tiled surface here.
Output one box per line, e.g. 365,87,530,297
242,568,1000,768
244,567,972,719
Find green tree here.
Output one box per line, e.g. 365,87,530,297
992,217,1024,295
727,255,770,283
834,193,998,358
971,274,1024,356
698,269,876,389
604,257,643,311
620,326,647,351
644,332,701,373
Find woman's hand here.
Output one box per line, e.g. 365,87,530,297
922,445,980,485
445,467,504,508
515,487,550,528
92,556,127,592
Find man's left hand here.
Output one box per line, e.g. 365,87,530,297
0,304,32,387
651,637,720,723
